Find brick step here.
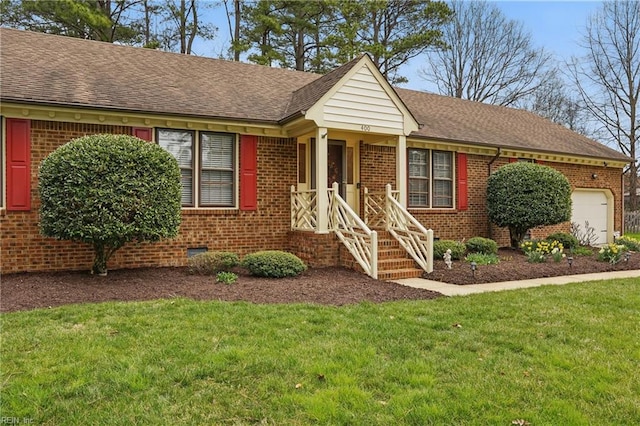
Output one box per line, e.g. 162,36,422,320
377,258,418,271
377,248,410,260
338,234,425,281
377,268,424,280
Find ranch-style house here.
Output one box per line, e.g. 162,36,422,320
0,28,630,279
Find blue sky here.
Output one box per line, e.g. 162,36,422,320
197,1,602,91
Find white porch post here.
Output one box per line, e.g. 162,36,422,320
396,135,407,206
315,127,329,233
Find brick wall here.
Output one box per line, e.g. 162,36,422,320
1,121,624,273
410,157,622,247
1,121,298,273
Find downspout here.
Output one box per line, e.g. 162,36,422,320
487,148,502,240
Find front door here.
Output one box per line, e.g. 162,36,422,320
328,141,345,197
298,137,358,212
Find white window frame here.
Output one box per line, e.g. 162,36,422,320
157,128,238,208
408,148,455,209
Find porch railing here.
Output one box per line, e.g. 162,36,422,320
290,184,378,278
291,186,317,231
364,184,434,273
328,183,378,279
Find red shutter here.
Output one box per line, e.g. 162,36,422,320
457,153,468,211
240,135,258,211
6,118,31,211
133,127,153,142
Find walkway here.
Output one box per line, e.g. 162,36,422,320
395,269,640,296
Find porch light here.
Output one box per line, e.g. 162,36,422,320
470,261,477,278
567,256,573,268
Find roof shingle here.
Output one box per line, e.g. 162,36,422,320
0,28,628,162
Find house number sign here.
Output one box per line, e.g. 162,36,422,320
361,125,371,132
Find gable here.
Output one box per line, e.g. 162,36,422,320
304,59,419,136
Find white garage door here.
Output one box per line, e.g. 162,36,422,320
571,190,609,245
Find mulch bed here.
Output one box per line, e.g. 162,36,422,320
0,267,442,313
2,248,639,313
425,248,640,285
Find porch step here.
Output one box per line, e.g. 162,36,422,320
377,268,424,280
339,230,425,281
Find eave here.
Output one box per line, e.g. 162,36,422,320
0,101,290,139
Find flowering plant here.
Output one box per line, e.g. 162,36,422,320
597,243,625,264
521,240,564,263
550,247,566,263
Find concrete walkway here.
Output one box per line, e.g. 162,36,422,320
395,269,640,296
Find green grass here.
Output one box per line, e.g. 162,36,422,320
622,231,640,240
2,279,639,425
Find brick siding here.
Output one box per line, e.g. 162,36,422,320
1,122,624,273
1,121,298,273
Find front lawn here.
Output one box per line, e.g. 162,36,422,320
2,278,639,424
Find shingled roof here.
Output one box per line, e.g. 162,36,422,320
0,28,628,162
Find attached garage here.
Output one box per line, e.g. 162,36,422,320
571,189,613,245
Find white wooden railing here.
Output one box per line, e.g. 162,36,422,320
290,184,378,278
291,186,317,231
328,183,378,279
365,184,434,273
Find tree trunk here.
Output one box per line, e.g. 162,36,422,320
92,243,109,275
234,0,241,61
509,227,528,249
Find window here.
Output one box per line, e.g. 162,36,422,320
408,149,453,208
158,129,236,207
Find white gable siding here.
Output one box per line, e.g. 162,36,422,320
323,65,404,132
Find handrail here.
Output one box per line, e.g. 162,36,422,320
384,184,434,273
291,186,317,231
365,184,434,273
328,182,378,279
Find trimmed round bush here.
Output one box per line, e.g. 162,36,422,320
39,134,181,275
188,251,239,275
241,250,307,278
546,232,579,250
433,240,466,260
487,162,571,248
465,237,498,255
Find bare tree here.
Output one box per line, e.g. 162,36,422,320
223,0,242,61
523,71,591,136
567,1,640,210
420,0,550,106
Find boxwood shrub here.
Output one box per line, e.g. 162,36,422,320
241,251,307,278
187,251,239,275
433,240,466,260
465,237,498,255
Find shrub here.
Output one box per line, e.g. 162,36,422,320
546,232,579,250
487,162,571,248
241,251,307,278
433,240,466,260
39,134,181,275
465,237,498,255
465,252,500,265
597,244,625,264
188,251,240,275
616,235,640,252
216,271,238,285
